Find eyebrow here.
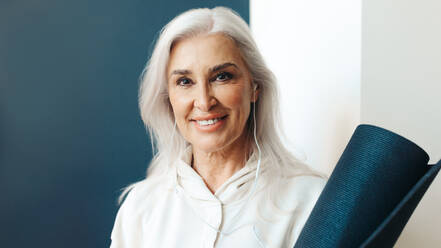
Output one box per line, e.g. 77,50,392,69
210,62,238,73
169,62,238,77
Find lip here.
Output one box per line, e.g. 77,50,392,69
190,114,227,121
190,114,228,132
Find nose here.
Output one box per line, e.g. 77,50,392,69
194,82,216,112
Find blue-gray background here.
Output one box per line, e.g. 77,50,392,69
0,1,248,247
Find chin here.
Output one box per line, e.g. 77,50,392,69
191,139,227,153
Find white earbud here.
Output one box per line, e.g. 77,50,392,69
252,84,258,102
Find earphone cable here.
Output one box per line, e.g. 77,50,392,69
173,101,262,237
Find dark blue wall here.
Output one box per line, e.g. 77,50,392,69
0,1,248,247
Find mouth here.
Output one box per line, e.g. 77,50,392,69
190,115,228,126
190,114,228,132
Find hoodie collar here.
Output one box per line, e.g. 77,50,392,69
174,146,268,205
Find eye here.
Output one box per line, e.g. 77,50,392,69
176,77,193,87
214,72,233,82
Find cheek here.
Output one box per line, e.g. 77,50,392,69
219,86,252,121
219,86,251,106
169,91,192,121
168,93,193,139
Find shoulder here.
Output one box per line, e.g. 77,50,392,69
110,174,174,247
120,173,174,214
286,174,327,199
261,156,328,203
278,173,327,197
267,173,328,212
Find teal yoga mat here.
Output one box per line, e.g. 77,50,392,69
294,124,441,248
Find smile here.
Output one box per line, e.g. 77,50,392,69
196,117,223,126
191,115,228,132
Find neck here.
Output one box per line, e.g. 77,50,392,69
191,133,252,194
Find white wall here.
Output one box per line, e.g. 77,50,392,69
362,0,441,246
250,0,361,175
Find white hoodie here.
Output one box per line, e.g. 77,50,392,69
110,147,327,248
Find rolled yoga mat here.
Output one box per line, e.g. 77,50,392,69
294,124,441,248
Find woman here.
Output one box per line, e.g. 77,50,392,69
110,6,328,248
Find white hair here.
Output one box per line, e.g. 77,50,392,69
119,7,327,212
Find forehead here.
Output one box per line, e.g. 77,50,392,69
167,33,244,73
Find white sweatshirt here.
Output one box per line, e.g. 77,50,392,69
110,148,327,248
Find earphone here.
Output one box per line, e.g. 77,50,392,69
252,83,258,102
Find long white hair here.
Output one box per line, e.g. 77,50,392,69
119,6,326,206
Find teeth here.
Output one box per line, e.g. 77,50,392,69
196,118,222,126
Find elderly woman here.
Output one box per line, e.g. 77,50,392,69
110,6,328,248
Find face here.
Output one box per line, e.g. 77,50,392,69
167,33,258,153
